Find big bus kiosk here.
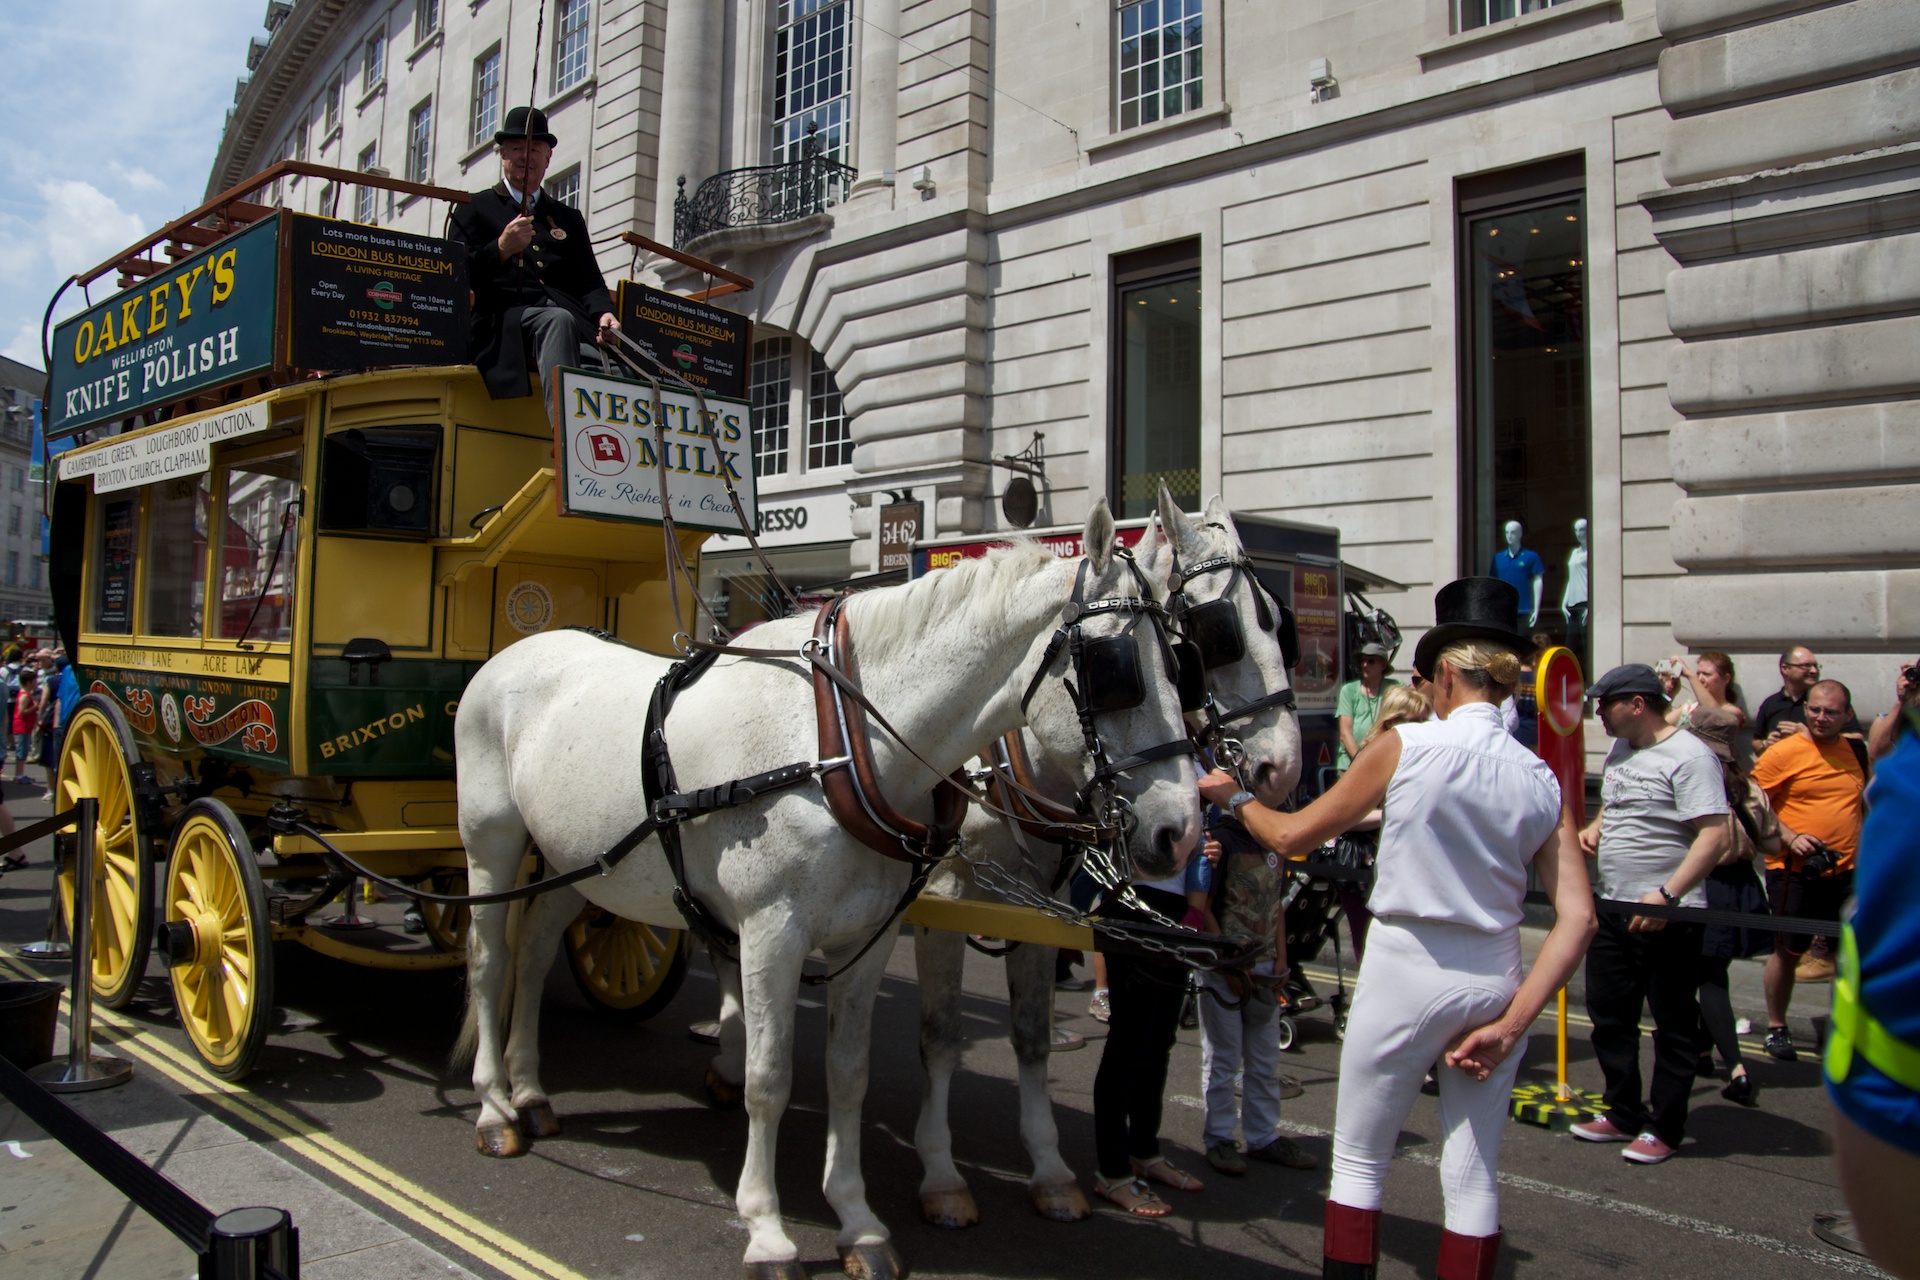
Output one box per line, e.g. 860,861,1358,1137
37,162,750,1080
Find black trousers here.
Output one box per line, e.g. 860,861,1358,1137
1584,909,1705,1146
1093,886,1189,1179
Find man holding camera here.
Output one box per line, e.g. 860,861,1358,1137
1751,679,1866,1058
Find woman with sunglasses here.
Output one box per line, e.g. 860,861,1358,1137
1200,577,1596,1280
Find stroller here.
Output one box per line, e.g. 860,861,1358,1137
1273,830,1376,1050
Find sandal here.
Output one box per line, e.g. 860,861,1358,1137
1093,1173,1171,1217
1131,1155,1203,1192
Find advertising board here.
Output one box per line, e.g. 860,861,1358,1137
285,214,468,369
552,366,755,535
46,218,280,439
615,281,751,398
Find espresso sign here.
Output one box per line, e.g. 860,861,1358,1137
46,217,280,439
615,282,750,398
286,214,468,369
553,366,755,535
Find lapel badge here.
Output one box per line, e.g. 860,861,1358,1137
547,218,567,241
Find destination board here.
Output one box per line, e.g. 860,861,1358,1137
615,282,750,398
285,214,468,370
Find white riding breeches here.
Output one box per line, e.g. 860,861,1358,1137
1327,917,1524,1238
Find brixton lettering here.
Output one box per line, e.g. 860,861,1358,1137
317,703,428,758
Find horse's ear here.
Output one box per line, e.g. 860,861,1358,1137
1158,481,1200,554
1084,499,1116,572
1203,493,1244,551
1136,510,1163,568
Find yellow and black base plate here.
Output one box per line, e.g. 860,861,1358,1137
1510,1083,1607,1131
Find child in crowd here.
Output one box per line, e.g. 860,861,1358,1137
11,668,40,786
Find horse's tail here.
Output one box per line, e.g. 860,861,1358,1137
449,897,529,1071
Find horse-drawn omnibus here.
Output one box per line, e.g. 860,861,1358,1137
39,162,720,1079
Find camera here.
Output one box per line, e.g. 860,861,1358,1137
1798,838,1836,878
1653,658,1682,679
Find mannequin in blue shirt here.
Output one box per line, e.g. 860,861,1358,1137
1489,522,1544,629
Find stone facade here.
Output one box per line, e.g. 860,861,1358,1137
1646,0,1920,716
0,357,53,628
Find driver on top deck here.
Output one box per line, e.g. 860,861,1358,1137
448,105,620,409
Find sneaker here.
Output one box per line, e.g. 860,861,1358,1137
1623,1131,1675,1164
687,1020,721,1044
1721,1073,1760,1108
1205,1141,1247,1176
1050,1027,1086,1052
1765,1026,1797,1062
1569,1116,1634,1143
1088,989,1111,1023
1795,955,1836,983
1279,1074,1304,1101
39,791,53,803
1246,1136,1318,1169
401,907,426,935
1056,974,1093,992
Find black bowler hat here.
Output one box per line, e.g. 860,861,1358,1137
496,106,558,148
1412,577,1531,678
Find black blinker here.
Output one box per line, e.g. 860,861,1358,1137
1173,639,1207,712
1186,598,1246,670
1080,636,1147,714
1276,599,1300,670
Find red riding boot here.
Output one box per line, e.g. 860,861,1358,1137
1322,1201,1381,1279
1437,1229,1501,1280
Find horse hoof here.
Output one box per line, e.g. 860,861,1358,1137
743,1261,807,1280
919,1185,980,1229
475,1121,525,1159
1029,1180,1091,1222
518,1101,561,1139
840,1240,907,1280
705,1065,744,1111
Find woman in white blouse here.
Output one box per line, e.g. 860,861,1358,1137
1200,577,1596,1280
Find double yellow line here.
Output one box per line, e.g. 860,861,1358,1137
0,954,590,1280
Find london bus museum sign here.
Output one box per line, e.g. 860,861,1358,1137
46,218,279,439
553,367,756,535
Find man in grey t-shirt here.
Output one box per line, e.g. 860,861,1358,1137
1569,664,1729,1165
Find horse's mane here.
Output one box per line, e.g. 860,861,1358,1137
844,539,1063,654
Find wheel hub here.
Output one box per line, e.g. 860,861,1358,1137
191,912,224,970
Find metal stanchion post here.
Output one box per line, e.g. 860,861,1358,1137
203,1206,300,1279
30,798,132,1093
18,841,72,960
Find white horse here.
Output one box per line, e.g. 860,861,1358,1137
911,492,1304,1228
453,502,1201,1280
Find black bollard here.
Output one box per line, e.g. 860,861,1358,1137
203,1206,300,1279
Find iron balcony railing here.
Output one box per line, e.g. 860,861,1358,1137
674,124,857,249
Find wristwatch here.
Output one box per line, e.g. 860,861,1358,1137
1227,790,1256,818
1657,885,1679,905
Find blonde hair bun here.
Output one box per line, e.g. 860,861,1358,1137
1436,640,1525,693
1486,651,1524,685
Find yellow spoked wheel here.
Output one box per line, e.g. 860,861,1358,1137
565,907,687,1022
417,870,471,953
161,800,273,1080
55,697,153,1009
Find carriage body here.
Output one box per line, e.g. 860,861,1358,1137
45,232,703,1077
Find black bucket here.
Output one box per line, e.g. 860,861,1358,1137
0,981,63,1070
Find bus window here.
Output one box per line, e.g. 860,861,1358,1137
218,452,302,643
320,427,440,535
146,475,210,637
92,496,137,635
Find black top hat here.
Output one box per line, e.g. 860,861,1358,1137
496,106,558,148
1412,577,1531,678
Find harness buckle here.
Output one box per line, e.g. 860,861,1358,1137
671,631,694,656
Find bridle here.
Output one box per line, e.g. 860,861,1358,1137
1166,537,1300,789
1016,547,1200,876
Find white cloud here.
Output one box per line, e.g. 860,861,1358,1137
37,180,147,279
2,322,47,370
110,163,167,194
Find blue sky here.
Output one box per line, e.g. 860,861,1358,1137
0,0,264,371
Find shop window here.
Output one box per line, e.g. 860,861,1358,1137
1458,158,1590,662
1116,0,1203,131
750,338,792,477
90,496,137,635
1111,240,1202,520
217,452,303,643
146,475,210,638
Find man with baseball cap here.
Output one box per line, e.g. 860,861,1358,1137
1570,663,1729,1164
448,106,620,408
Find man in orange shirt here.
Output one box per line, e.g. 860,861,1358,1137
1750,680,1866,1062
